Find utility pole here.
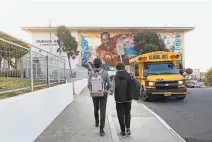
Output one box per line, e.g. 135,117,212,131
49,19,52,53
117,42,124,63
71,54,76,95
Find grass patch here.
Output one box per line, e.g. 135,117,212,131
0,77,59,100
0,77,30,91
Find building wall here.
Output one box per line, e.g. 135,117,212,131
200,72,206,80
191,69,201,80
30,31,78,70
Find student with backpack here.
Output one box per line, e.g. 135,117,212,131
88,58,111,136
110,62,132,137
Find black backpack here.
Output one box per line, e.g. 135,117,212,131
129,75,141,100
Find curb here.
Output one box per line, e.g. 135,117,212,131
141,104,186,142
108,113,120,142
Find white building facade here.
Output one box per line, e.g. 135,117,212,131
24,29,79,70
191,69,201,80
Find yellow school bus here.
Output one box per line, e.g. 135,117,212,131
129,51,187,101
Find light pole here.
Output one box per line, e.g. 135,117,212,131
49,19,52,53
70,54,76,95
117,41,124,63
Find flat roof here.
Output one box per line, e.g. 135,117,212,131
21,26,195,32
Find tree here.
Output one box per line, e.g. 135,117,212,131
204,68,212,86
56,26,79,72
133,29,168,55
0,32,29,69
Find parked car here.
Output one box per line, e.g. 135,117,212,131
186,81,202,88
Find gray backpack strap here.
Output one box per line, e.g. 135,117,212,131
99,69,104,76
100,69,107,90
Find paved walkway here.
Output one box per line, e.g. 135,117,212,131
35,88,183,142
34,88,112,142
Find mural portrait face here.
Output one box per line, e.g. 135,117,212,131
101,32,110,48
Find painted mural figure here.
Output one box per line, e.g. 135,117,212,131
96,32,119,66
158,33,182,65
96,32,136,67
116,34,136,58
81,35,91,64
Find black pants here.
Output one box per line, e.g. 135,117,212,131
116,102,132,132
92,96,107,129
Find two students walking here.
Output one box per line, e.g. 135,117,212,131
88,58,132,137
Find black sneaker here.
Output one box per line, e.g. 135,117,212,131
126,128,131,135
119,132,127,138
100,129,105,136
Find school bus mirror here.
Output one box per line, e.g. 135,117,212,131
186,68,193,75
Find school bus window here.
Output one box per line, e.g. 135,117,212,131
134,63,139,76
143,62,179,76
135,63,139,70
143,64,149,77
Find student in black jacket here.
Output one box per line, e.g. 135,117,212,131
111,62,132,137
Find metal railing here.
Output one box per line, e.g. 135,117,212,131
0,37,66,97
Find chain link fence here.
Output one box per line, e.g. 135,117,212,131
0,37,66,99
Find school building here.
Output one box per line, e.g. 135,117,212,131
21,27,194,69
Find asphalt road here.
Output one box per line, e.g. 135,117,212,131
142,88,212,142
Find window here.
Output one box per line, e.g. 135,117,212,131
143,62,179,76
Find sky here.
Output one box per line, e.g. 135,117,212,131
0,0,211,72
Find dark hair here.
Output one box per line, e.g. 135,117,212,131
116,62,125,70
101,32,110,39
93,58,102,68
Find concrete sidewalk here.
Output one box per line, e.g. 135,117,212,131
34,88,184,142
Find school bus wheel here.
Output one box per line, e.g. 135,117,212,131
140,87,150,102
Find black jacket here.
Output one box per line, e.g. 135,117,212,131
112,70,132,102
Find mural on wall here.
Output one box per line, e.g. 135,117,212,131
158,33,183,63
96,32,138,66
80,32,137,67
80,35,91,64
80,32,183,67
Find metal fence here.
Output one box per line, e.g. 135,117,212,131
0,37,66,97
